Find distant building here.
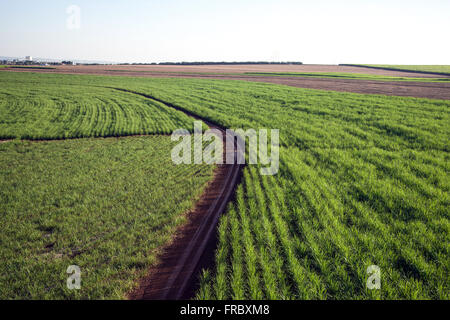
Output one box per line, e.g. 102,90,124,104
25,56,33,62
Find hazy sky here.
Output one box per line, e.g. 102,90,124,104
1,0,449,64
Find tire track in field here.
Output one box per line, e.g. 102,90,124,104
1,86,243,299
108,88,244,300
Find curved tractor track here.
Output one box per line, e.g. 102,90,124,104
110,88,243,300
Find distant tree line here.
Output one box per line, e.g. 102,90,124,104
122,61,303,66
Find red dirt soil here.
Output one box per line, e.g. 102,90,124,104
108,89,243,300
5,64,450,100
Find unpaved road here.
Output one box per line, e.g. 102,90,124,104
1,88,244,300
5,64,450,100
109,89,243,300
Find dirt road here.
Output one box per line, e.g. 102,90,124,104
108,89,243,300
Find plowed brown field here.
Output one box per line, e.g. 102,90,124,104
4,64,450,100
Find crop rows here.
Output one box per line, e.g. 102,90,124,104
1,72,448,299
0,78,195,139
0,136,215,299
118,78,448,299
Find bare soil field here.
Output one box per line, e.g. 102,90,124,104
5,64,450,100
228,75,450,100
9,64,446,77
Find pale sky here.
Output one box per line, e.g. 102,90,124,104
1,0,449,64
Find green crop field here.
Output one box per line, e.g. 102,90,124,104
245,72,450,82
357,65,450,75
112,77,449,299
0,136,214,299
0,71,448,300
0,76,196,139
10,66,56,70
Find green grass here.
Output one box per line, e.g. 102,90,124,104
0,136,215,299
244,72,450,82
110,77,448,300
10,66,56,70
355,65,450,75
0,78,198,139
0,71,448,299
